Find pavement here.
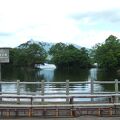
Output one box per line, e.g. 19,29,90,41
1,116,120,120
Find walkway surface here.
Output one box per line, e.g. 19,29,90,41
3,116,120,120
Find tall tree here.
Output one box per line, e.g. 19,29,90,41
94,35,120,69
10,41,47,67
49,43,91,69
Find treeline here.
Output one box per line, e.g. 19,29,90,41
4,35,120,70
9,41,47,68
91,35,120,69
49,43,91,69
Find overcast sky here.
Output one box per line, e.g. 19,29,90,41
0,0,120,48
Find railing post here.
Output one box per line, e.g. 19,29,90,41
17,80,20,104
41,80,45,103
91,79,94,94
115,79,119,103
66,80,69,103
91,79,94,101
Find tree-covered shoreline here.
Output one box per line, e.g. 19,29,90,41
92,35,120,70
49,43,91,69
2,35,120,71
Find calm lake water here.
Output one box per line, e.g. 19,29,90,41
1,66,120,95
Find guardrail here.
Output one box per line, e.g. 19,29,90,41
0,79,119,103
0,79,119,101
0,94,119,117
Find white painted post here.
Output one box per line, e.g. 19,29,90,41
91,79,94,102
41,80,45,103
115,79,119,103
66,80,69,103
17,80,20,104
91,79,94,94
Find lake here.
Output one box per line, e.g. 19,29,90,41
1,66,120,95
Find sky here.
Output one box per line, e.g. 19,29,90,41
0,0,120,48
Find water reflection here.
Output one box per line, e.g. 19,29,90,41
89,68,98,80
2,84,16,93
97,69,118,92
97,69,118,81
37,69,55,81
53,68,89,82
1,65,120,94
2,66,40,81
88,68,103,93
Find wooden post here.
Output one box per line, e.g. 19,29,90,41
97,108,101,116
91,79,94,94
56,108,59,117
41,80,45,103
17,80,20,104
70,97,75,116
28,108,32,117
115,79,119,103
109,107,112,116
66,80,69,103
91,79,94,101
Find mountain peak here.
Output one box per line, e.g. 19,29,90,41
19,39,81,51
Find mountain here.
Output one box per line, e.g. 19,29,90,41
19,39,81,52
40,42,54,52
65,43,81,49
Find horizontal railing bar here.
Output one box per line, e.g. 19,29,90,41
0,82,17,84
94,92,115,94
0,81,119,84
20,82,41,84
69,93,91,95
44,93,66,95
44,87,66,89
43,88,66,90
69,92,91,94
0,92,17,94
45,82,66,84
69,82,91,84
0,91,119,94
0,94,119,98
94,81,116,84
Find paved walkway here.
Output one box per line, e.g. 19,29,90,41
2,116,120,120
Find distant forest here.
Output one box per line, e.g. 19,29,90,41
3,35,120,70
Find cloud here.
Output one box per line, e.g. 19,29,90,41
0,32,13,37
0,0,120,48
70,9,120,24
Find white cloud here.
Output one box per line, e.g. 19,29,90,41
0,0,120,48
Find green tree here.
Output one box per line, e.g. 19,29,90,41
9,41,47,67
49,43,91,69
94,35,120,69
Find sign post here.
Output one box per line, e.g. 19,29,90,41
0,47,10,82
0,48,10,101
0,64,1,81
